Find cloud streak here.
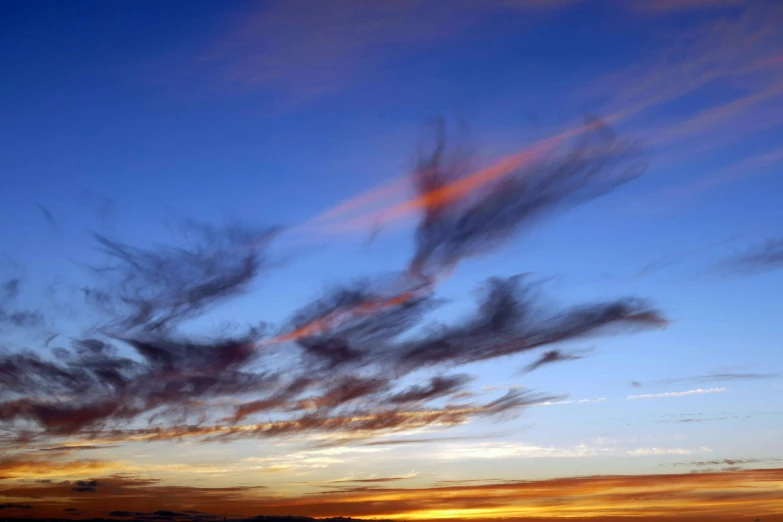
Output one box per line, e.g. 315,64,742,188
4,468,782,520
633,371,779,387
628,387,726,399
723,237,783,274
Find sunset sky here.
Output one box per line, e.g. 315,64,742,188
1,0,782,520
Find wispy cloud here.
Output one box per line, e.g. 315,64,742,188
0,452,124,480
626,447,711,456
628,0,748,13
634,371,779,387
436,442,603,459
628,387,726,399
0,120,666,450
520,349,587,374
193,0,576,103
649,147,783,206
530,397,607,407
671,457,782,468
722,236,783,274
433,441,710,460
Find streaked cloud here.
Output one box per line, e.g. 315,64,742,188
5,468,781,519
723,236,783,274
626,447,711,456
194,0,577,102
633,371,779,388
628,387,726,399
671,457,782,468
433,441,711,460
530,397,607,407
0,121,665,450
0,452,124,480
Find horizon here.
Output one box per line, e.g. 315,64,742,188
1,0,782,521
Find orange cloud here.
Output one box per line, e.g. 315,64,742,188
0,452,123,480
3,468,782,520
263,288,424,345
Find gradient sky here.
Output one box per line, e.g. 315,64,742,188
1,1,783,520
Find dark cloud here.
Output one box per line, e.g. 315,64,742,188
284,275,437,371
88,221,278,332
71,479,101,492
34,202,59,233
390,276,664,374
331,475,416,484
387,375,471,404
152,510,188,518
0,277,45,331
520,349,585,373
38,445,118,452
0,119,666,448
673,458,782,468
408,116,646,277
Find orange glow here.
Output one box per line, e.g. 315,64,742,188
262,289,422,346
4,467,782,520
0,453,125,479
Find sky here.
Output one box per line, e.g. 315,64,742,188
1,0,783,520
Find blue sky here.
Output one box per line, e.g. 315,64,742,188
1,1,782,519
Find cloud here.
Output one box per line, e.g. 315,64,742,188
371,116,647,278
387,375,472,404
362,435,495,447
626,447,708,456
88,221,279,332
329,471,419,484
520,349,586,373
649,147,783,207
0,119,665,451
37,445,120,452
72,480,99,492
193,0,579,103
589,0,783,199
0,503,33,510
435,441,710,460
629,0,749,13
531,397,607,407
634,372,779,387
723,237,783,274
0,452,123,480
672,457,782,468
628,387,726,399
56,391,558,448
3,468,782,519
0,277,45,331
437,442,602,459
0,475,257,519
